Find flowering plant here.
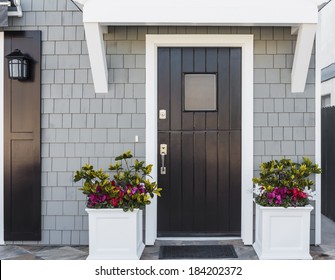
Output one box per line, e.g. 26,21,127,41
252,157,321,207
74,151,162,212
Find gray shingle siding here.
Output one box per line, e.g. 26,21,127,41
1,1,316,245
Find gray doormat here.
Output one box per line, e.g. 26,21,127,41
159,245,238,259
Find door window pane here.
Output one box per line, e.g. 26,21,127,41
185,74,217,111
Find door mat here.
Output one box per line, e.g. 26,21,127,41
159,245,238,259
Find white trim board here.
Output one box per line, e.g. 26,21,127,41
0,32,5,244
83,0,322,25
315,18,322,245
145,34,254,245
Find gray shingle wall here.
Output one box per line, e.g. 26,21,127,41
3,1,315,245
253,28,316,174
252,28,316,242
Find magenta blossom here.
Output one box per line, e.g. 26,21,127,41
88,193,108,207
131,187,138,195
266,187,290,205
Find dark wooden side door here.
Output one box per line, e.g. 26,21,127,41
4,31,41,240
157,47,241,237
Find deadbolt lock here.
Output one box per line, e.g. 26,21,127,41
159,110,167,120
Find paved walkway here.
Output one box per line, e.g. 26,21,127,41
1,215,334,260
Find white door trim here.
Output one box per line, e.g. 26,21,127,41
0,32,5,244
145,34,254,245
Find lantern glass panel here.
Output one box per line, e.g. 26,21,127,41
9,59,19,78
8,58,29,80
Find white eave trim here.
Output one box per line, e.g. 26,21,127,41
82,0,320,25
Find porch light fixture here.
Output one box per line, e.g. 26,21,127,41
5,49,30,80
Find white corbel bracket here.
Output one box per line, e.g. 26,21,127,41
84,23,108,93
291,23,317,93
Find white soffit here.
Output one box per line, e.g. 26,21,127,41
81,0,325,93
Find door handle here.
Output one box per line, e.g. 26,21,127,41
160,144,167,175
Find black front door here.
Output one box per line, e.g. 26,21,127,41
157,47,241,237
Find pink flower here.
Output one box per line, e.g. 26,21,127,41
275,195,282,204
111,198,119,207
131,187,138,195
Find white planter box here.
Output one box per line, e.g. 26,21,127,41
85,208,145,260
253,204,313,260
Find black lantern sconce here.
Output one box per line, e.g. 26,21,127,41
5,49,30,80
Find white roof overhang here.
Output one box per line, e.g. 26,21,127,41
0,0,22,23
75,0,327,93
82,0,321,26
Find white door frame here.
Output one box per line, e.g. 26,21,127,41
145,34,254,245
0,31,5,244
